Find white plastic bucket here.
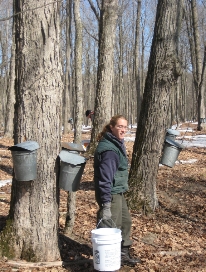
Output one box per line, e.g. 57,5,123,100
91,228,122,271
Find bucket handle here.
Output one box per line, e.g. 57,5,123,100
96,218,117,229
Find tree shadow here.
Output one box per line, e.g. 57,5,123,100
0,198,10,204
80,181,95,191
158,201,202,224
59,233,94,271
0,144,10,149
0,215,8,231
167,175,206,198
188,148,206,156
0,164,13,176
0,155,11,159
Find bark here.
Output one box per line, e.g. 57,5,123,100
0,0,63,261
127,0,181,213
174,0,184,125
62,0,72,135
140,29,145,118
64,0,83,235
73,0,83,144
117,1,125,116
90,0,118,151
64,191,76,235
126,45,133,124
135,0,141,121
4,20,15,138
0,9,10,130
84,38,93,117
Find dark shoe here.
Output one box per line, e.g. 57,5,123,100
121,247,142,267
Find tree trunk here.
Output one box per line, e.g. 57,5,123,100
90,0,118,151
84,38,93,117
73,0,83,144
127,0,181,213
117,1,125,116
135,0,141,121
62,0,72,135
0,0,63,261
4,20,15,138
64,0,83,235
64,191,76,235
140,30,145,118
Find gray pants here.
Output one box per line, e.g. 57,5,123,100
97,194,133,247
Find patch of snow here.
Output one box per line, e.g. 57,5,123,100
175,159,198,164
0,179,12,188
125,136,135,142
176,136,206,148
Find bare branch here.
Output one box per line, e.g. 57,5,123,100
87,0,100,21
82,23,98,42
0,1,62,22
96,0,101,10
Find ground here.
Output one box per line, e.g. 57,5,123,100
0,123,205,272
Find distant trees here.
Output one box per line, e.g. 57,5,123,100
0,1,206,133
62,0,72,135
4,20,15,138
185,0,206,129
0,0,13,133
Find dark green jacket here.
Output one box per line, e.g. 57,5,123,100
94,133,128,205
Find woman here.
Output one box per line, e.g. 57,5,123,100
93,115,142,266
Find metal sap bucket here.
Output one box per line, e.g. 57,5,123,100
166,129,180,141
59,150,86,192
61,142,85,152
160,138,185,168
8,141,39,181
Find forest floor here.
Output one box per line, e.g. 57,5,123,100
0,122,205,272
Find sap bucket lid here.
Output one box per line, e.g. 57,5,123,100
59,150,86,165
61,142,85,152
165,138,185,149
8,141,40,151
166,129,180,136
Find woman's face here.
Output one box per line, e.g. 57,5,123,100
110,118,128,140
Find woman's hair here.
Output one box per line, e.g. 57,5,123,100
97,115,127,141
85,110,92,117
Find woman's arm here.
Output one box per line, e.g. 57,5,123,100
98,150,119,204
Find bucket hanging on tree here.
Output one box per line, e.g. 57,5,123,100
160,138,185,168
59,150,86,192
9,141,39,181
